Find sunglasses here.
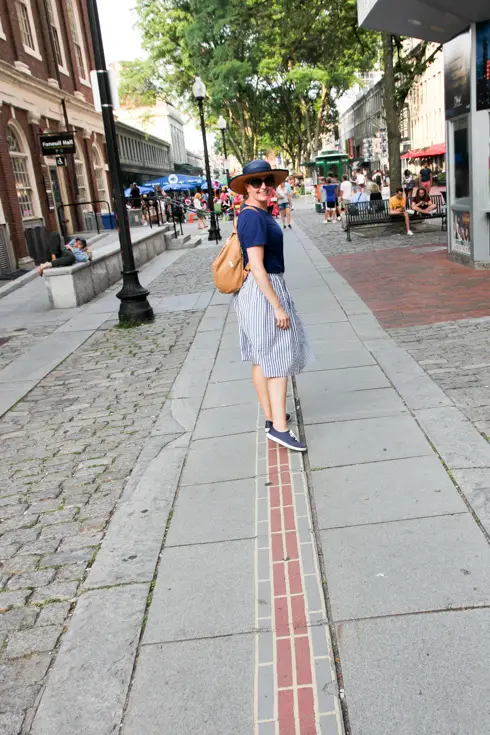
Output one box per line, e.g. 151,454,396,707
247,176,275,189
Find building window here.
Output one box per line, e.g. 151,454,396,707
74,143,89,204
16,0,36,51
92,145,108,207
7,125,37,219
45,0,67,71
66,0,88,81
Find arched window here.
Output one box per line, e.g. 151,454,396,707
92,145,109,209
74,143,89,204
7,124,39,220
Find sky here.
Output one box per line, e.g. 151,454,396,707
97,0,145,65
96,0,205,155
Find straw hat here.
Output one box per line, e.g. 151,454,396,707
229,159,288,196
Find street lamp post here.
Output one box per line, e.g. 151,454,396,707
86,0,153,323
192,77,221,242
217,115,230,186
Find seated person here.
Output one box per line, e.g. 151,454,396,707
411,187,437,216
350,185,369,204
389,188,413,236
37,237,90,275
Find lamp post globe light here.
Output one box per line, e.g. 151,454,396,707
192,77,221,242
86,0,153,323
217,115,230,186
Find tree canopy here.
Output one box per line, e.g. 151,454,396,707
121,0,379,165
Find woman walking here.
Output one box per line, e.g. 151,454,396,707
230,160,314,452
193,192,207,231
276,182,292,229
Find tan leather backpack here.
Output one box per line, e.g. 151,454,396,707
212,226,250,294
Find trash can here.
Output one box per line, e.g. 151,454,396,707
315,202,323,214
101,213,116,230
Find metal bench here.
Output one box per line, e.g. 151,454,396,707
344,194,447,241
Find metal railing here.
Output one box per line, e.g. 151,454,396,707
58,200,113,236
125,196,185,237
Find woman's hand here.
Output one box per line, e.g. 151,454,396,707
274,306,290,330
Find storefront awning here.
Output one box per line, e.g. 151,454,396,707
401,143,446,160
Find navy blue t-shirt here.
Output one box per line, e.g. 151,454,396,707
238,206,285,274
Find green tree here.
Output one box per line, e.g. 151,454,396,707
129,0,378,166
118,59,163,107
382,35,442,192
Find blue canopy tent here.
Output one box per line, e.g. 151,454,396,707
201,179,221,190
146,174,202,188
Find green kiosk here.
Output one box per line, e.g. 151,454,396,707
314,150,350,181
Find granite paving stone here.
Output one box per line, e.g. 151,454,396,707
301,386,406,424
30,584,149,735
166,478,256,546
202,378,258,409
193,402,258,439
122,635,254,735
144,539,255,643
296,365,389,396
180,432,257,485
306,414,432,469
322,514,490,620
337,608,490,735
313,456,466,528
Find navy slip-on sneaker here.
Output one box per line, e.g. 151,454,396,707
267,428,307,452
265,413,291,432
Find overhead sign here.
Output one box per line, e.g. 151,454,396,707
56,156,66,167
168,174,179,184
40,133,76,156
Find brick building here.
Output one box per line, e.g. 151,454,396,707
0,0,110,273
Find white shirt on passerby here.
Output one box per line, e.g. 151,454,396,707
193,197,202,210
356,172,365,186
340,180,353,202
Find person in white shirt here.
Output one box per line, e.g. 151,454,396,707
339,175,353,209
356,169,366,187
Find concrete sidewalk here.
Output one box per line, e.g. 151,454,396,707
4,216,490,734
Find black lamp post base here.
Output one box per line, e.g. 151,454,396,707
207,224,221,242
116,270,154,324
207,214,221,242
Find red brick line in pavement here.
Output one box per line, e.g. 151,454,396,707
269,441,316,735
328,245,490,328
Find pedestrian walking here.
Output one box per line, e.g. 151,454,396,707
403,169,415,201
419,160,432,194
193,192,208,231
229,159,314,452
322,178,339,223
276,182,292,229
339,174,352,209
356,169,366,187
318,177,327,212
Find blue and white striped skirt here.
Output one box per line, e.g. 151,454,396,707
234,273,315,378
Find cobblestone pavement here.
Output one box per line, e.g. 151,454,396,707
293,209,448,256
0,307,203,732
150,245,221,297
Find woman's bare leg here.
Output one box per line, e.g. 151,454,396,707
268,376,288,432
252,364,272,421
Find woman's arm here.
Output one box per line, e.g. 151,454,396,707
247,246,289,330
